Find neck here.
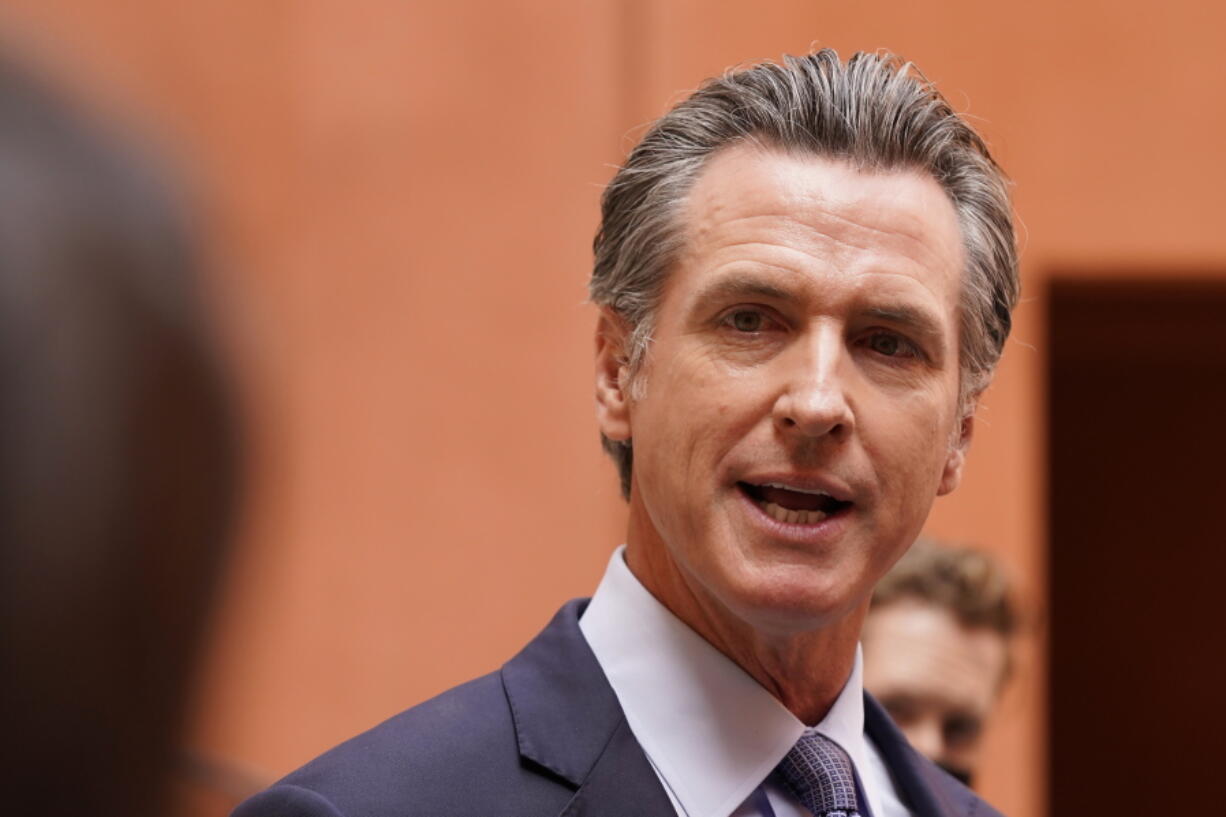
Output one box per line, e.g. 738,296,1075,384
624,538,866,726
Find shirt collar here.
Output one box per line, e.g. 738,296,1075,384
579,546,869,817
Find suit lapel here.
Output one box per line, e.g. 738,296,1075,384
500,599,676,817
501,602,992,817
863,693,982,817
557,716,677,817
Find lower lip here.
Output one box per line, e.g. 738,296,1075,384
734,486,853,544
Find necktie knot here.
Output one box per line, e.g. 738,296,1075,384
775,731,862,817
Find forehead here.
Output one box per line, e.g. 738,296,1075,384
671,143,965,314
863,599,1009,704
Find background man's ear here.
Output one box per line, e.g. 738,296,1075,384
594,308,632,442
937,411,975,496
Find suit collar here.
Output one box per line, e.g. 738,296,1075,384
581,546,880,817
501,600,992,817
557,716,678,817
500,599,676,817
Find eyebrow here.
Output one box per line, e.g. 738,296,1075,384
862,304,947,345
693,272,944,325
688,273,795,316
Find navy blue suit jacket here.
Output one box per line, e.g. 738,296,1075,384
233,600,1004,817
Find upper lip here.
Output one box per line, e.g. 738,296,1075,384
736,473,855,504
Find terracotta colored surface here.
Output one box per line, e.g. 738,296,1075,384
5,2,1226,816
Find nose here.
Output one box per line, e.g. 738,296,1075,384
771,328,854,440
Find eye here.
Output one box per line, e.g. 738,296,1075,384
942,714,983,749
865,331,918,359
722,308,769,333
880,695,921,726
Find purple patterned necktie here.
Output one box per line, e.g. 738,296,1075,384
775,731,863,817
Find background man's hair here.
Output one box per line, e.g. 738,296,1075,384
872,540,1018,638
589,48,1020,499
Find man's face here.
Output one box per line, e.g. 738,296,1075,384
597,144,969,637
862,599,1009,784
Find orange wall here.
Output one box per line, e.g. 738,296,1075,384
6,3,1226,816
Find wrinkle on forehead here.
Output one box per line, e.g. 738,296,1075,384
690,198,952,266
677,145,965,299
694,231,950,299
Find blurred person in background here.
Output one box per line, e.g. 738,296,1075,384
237,49,1018,817
862,541,1017,789
0,51,240,817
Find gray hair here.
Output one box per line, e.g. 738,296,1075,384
589,49,1019,499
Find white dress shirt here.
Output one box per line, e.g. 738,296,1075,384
579,546,912,817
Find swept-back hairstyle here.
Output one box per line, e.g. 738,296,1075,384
589,49,1019,498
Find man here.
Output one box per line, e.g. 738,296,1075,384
863,542,1017,789
235,49,1018,817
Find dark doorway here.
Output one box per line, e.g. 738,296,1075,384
1048,278,1226,814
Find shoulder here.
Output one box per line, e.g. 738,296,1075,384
882,737,1007,817
919,761,1007,817
232,672,572,817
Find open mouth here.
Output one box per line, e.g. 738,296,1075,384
737,481,853,525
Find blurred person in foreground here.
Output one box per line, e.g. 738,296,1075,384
862,542,1017,789
237,49,1019,817
0,52,239,817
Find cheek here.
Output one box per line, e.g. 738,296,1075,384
869,394,958,480
649,352,760,453
629,388,720,511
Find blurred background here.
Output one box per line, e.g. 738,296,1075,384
2,2,1223,816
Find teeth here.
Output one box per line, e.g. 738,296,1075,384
762,482,832,498
761,501,828,525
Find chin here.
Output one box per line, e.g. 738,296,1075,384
713,559,871,637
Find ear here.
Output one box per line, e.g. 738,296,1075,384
594,308,633,442
937,410,974,496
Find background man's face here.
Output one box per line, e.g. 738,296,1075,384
862,598,1010,783
609,144,970,636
